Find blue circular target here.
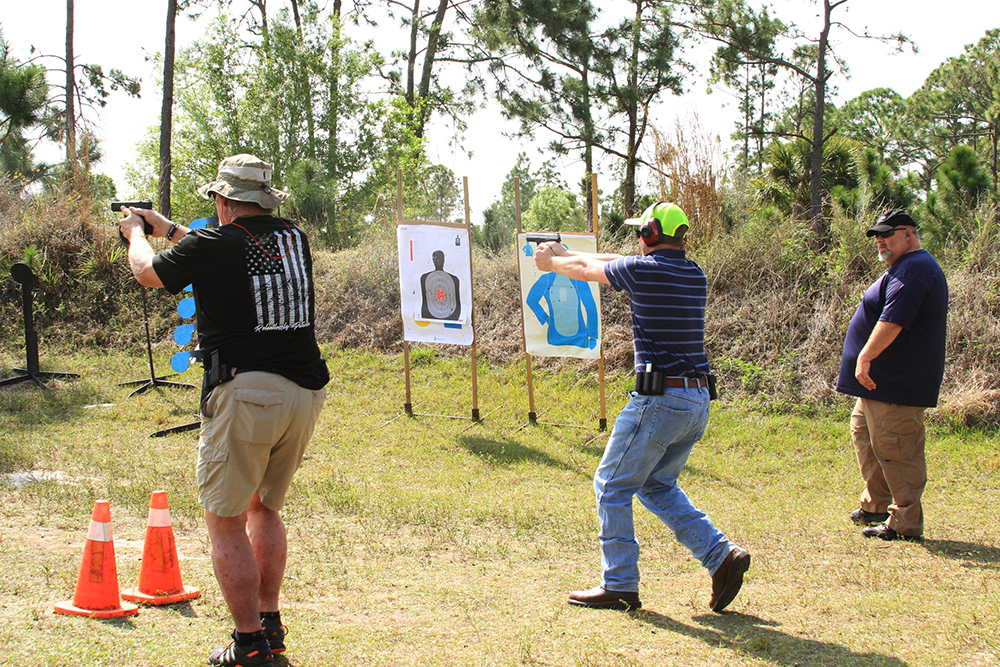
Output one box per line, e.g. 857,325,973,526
177,297,196,319
170,351,192,373
173,324,195,346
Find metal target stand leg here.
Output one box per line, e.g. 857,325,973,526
118,286,195,397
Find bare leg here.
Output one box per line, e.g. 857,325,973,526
205,508,262,633
246,493,287,613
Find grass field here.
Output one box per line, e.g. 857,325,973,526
1,347,998,667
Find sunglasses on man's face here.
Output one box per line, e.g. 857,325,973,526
874,227,904,239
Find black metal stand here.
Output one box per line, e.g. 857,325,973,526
0,263,79,390
119,285,195,397
150,353,204,437
150,418,201,438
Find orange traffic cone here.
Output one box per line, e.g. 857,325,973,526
121,490,201,605
54,500,139,619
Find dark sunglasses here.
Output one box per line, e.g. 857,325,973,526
874,227,904,239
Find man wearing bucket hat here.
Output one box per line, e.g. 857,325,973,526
119,154,329,666
837,209,948,542
533,201,750,613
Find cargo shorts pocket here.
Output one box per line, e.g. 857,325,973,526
197,440,229,502
233,388,285,445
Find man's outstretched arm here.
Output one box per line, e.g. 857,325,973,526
532,242,616,284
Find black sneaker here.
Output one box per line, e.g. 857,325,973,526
261,615,287,654
208,630,273,667
849,508,890,525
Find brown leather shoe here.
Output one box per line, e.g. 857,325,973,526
861,523,923,542
568,586,641,610
710,547,750,612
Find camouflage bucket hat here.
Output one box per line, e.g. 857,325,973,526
197,154,290,209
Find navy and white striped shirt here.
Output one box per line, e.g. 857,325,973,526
605,248,710,377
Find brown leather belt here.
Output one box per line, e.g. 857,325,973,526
635,371,709,395
664,376,709,388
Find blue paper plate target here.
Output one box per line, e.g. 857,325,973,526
170,350,193,373
173,324,195,346
177,297,196,319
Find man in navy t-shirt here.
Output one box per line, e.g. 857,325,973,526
533,202,749,613
837,209,948,542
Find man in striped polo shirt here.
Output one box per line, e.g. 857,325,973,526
533,202,749,613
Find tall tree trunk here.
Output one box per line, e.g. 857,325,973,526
582,59,595,229
159,0,178,218
620,0,642,218
65,0,77,191
327,21,342,181
757,64,766,173
406,1,419,108
810,0,843,249
992,123,998,193
290,0,317,160
414,0,449,137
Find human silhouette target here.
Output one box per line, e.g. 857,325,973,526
397,224,473,345
420,250,461,320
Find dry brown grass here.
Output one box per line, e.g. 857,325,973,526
649,112,726,248
3,188,999,425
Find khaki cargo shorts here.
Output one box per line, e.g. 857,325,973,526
197,371,326,517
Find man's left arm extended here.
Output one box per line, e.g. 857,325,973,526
855,320,903,391
533,241,616,284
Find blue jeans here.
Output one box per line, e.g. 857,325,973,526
595,388,733,592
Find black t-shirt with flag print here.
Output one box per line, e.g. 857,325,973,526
152,215,329,390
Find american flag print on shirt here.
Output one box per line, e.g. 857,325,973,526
246,228,312,332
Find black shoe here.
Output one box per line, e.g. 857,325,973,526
861,523,923,542
568,586,642,610
850,508,890,525
710,547,751,612
261,615,286,654
208,630,274,667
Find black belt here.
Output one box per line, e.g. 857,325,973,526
635,371,709,395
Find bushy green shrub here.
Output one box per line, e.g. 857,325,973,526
2,189,998,423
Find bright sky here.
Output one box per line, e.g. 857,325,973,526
2,0,998,218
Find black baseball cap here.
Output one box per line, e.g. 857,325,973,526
866,209,917,237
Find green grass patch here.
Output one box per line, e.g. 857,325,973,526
0,349,997,666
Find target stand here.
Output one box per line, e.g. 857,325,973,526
0,263,79,389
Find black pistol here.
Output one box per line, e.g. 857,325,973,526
525,233,561,245
111,201,154,241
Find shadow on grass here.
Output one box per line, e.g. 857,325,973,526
921,539,1000,570
567,431,606,458
632,610,909,667
0,377,108,428
458,435,587,476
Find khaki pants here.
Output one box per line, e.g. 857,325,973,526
850,398,927,537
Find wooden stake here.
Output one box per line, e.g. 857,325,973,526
513,178,537,424
464,176,480,422
397,169,413,417
593,173,607,430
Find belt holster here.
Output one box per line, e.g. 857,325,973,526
200,349,233,408
635,371,666,395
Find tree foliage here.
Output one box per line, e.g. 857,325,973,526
0,33,48,181
470,0,604,224
696,0,910,244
